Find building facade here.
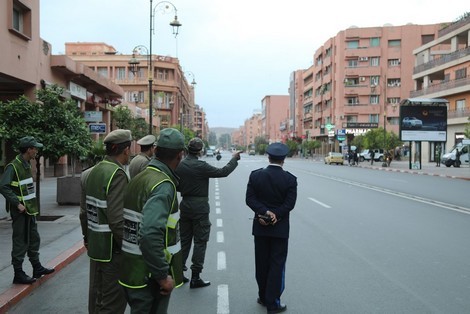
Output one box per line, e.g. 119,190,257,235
301,23,443,154
261,95,289,143
411,15,470,161
1,0,124,175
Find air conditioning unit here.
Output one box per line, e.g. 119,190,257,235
359,57,369,61
360,77,366,82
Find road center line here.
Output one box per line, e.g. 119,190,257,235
308,197,331,208
217,284,229,314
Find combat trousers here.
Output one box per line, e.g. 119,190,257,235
180,212,211,274
88,252,127,314
10,209,41,269
124,280,171,314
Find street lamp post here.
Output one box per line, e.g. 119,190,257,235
129,46,152,134
130,1,181,135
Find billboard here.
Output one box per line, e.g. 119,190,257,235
399,98,448,142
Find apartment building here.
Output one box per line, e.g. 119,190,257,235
64,42,198,134
244,113,262,150
288,70,305,141
261,95,289,143
411,14,470,161
302,23,443,153
0,0,124,175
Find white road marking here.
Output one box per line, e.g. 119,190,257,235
217,218,223,227
216,207,221,214
308,197,331,208
215,201,221,207
217,251,226,270
215,195,220,200
217,231,224,243
217,284,229,314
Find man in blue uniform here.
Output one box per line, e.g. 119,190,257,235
246,142,297,314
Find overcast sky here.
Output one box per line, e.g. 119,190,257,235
40,0,468,128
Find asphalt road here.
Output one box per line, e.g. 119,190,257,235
10,154,470,314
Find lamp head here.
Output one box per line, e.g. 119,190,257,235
170,16,182,37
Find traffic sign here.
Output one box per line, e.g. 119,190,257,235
89,123,106,134
325,123,335,130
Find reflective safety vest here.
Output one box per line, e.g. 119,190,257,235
85,160,127,262
8,156,38,216
119,166,183,289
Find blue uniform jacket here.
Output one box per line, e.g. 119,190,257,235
245,164,297,239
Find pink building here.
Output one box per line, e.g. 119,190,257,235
0,0,123,175
303,23,443,153
261,95,289,143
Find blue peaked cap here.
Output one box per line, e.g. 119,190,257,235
266,142,289,160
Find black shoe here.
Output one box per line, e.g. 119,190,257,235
182,276,189,283
257,298,266,306
13,271,36,285
33,266,55,278
267,304,287,314
190,277,211,289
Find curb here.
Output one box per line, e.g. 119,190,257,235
358,164,470,181
0,241,85,314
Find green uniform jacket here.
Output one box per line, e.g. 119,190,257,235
119,158,183,288
0,155,38,215
85,157,128,262
128,153,151,179
176,154,238,214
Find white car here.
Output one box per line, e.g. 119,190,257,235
206,149,214,157
402,117,423,129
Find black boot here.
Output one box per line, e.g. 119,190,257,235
33,264,55,278
190,273,210,289
13,270,36,285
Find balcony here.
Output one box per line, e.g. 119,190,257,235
413,46,470,74
410,76,470,98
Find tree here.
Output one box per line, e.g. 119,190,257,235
254,136,268,153
112,105,147,140
0,85,93,212
352,128,402,151
285,140,298,157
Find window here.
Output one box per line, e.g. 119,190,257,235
388,97,400,104
9,0,32,40
347,40,359,49
97,67,108,78
421,34,434,45
348,59,358,68
388,40,401,47
370,76,380,86
346,115,358,123
347,97,359,105
370,57,380,66
456,99,466,111
157,69,168,81
388,59,400,66
369,114,379,123
370,95,380,104
387,78,401,87
116,67,126,80
455,68,467,80
370,37,380,47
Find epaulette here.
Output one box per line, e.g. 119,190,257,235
285,170,297,179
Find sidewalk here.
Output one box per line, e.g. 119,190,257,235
355,159,470,180
0,160,469,312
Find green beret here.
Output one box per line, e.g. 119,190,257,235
104,129,132,144
19,136,43,148
156,128,185,150
137,134,156,146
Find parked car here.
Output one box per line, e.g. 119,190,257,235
359,149,384,162
324,152,344,165
206,149,214,157
402,117,423,129
441,143,469,167
248,150,255,155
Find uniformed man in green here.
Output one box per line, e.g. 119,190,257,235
0,136,54,284
176,138,241,288
83,129,132,314
119,128,185,314
129,134,156,178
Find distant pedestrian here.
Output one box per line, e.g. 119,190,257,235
455,148,461,167
0,136,55,285
128,134,156,178
354,151,359,165
82,129,132,313
370,150,375,165
435,145,441,167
